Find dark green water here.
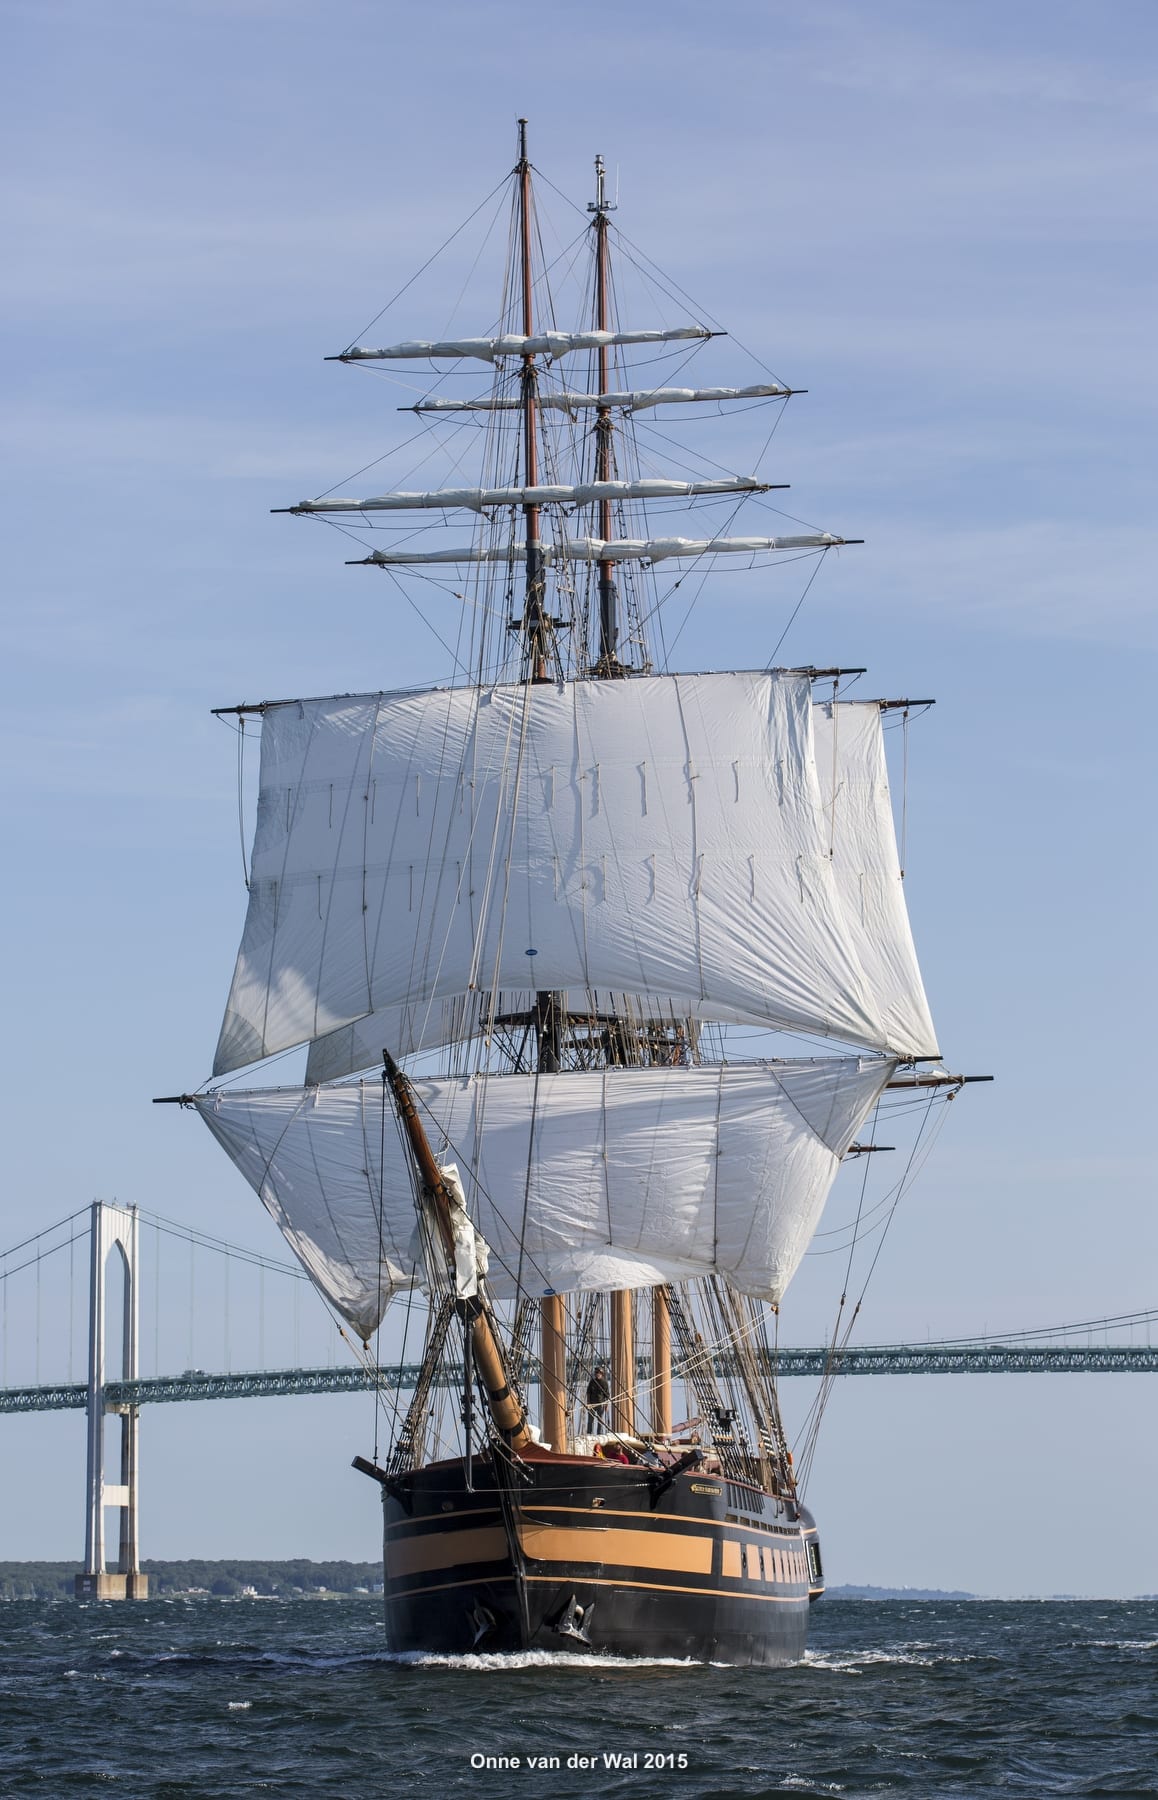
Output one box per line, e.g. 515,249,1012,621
2,1595,1155,1797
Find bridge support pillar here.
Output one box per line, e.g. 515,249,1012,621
75,1201,148,1601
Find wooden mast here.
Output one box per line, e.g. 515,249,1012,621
517,118,551,688
540,1294,568,1451
611,1288,636,1438
516,120,569,1455
592,152,640,1436
652,1285,672,1437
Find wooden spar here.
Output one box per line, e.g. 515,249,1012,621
592,154,618,670
381,1050,533,1452
611,1290,637,1436
652,1285,672,1437
887,1071,992,1089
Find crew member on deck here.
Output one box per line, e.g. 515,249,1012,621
585,1366,610,1432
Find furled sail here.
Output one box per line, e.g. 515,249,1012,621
812,701,938,1059
411,383,794,413
356,534,846,566
214,671,895,1075
305,988,708,1083
289,477,767,515
339,326,711,362
194,1057,895,1337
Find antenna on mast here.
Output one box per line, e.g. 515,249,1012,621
588,153,616,215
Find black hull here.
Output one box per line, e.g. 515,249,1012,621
381,1454,823,1668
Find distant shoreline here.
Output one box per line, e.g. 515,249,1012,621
2,1564,1152,1602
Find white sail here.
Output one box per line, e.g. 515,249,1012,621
412,383,793,413
338,326,711,362
303,704,939,1077
194,1057,895,1337
214,671,891,1075
812,701,938,1059
358,533,846,566
290,476,766,514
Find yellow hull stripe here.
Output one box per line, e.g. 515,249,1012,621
519,1522,713,1576
386,1526,507,1577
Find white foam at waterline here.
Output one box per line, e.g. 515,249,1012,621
381,1649,718,1671
228,1700,252,1709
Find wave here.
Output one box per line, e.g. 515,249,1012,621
379,1649,708,1671
804,1646,984,1673
57,1642,705,1677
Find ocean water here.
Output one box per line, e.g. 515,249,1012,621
1,1596,1156,1798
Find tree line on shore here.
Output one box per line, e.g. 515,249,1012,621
0,1560,383,1599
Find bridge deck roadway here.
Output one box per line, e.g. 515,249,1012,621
2,1344,1156,1413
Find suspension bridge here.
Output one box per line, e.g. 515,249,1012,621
2,1202,1155,1597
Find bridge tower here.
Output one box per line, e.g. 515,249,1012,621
75,1201,149,1600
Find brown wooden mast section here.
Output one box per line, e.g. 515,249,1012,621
610,1289,637,1437
540,1293,568,1451
651,1285,672,1436
382,1050,533,1453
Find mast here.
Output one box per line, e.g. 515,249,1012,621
591,151,637,1427
590,154,619,674
516,123,562,1080
517,119,552,687
611,1287,637,1437
652,1284,672,1437
516,121,568,1447
540,1293,567,1452
596,153,650,1431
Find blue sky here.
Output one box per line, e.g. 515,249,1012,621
1,0,1155,1594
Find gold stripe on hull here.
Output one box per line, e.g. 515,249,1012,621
519,1521,713,1576
525,1502,802,1535
386,1526,508,1578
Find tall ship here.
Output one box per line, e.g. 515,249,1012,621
168,124,970,1665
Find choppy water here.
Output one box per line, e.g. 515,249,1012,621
1,1595,1156,1797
